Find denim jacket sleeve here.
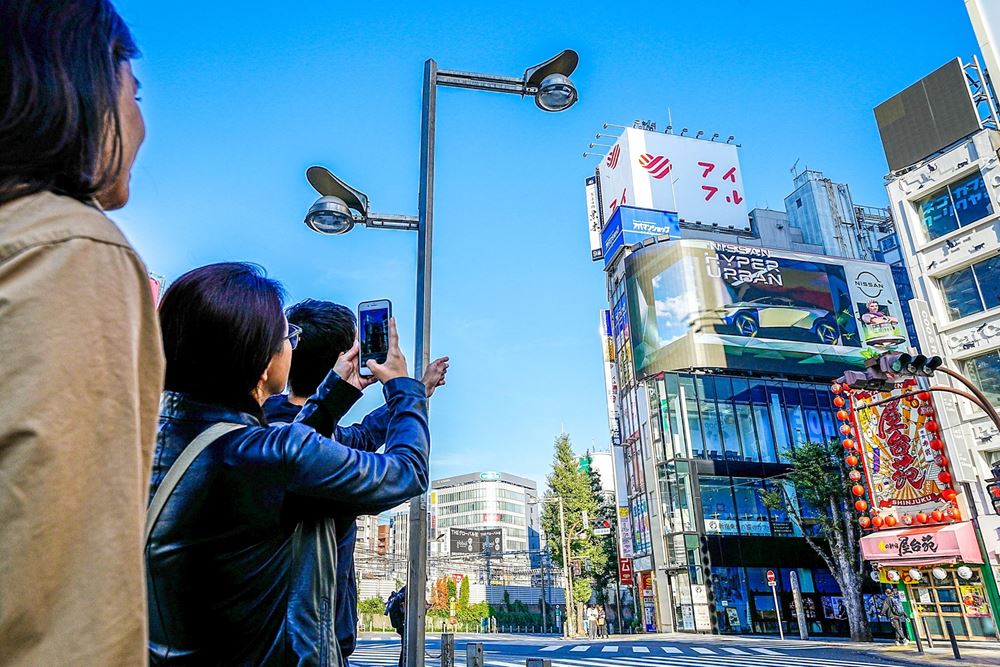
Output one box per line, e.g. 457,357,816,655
283,376,429,513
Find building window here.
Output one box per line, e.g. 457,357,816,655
700,476,738,534
961,349,1000,409
916,171,993,241
796,198,802,208
938,255,1000,320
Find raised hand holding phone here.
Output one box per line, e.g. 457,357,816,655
358,299,392,377
365,318,408,383
333,341,378,392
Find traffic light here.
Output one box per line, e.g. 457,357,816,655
887,353,942,377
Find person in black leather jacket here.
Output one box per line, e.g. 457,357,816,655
146,263,430,666
263,298,448,666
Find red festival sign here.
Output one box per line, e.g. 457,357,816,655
852,391,945,516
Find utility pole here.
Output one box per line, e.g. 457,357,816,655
540,551,547,633
558,497,574,637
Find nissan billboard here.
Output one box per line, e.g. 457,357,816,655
625,239,910,378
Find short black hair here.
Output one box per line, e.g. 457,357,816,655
285,299,357,397
0,0,139,205
159,263,286,418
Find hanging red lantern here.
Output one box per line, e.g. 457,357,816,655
859,516,871,528
849,470,862,482
930,510,944,522
855,500,868,512
840,424,853,435
938,455,949,467
941,488,958,502
944,508,957,521
831,383,842,394
902,514,913,525
872,515,884,528
938,471,952,484
915,512,928,524
918,391,931,401
930,438,944,451
842,438,856,450
885,515,898,528
950,508,962,521
851,484,865,497
833,396,846,407
836,409,850,421
925,420,940,432
846,454,859,467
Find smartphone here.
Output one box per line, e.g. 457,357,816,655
358,299,392,377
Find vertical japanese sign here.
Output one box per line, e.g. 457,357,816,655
600,310,620,446
598,128,750,231
852,391,945,515
585,174,603,261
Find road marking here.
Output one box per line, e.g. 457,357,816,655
601,645,618,652
632,646,650,653
722,647,752,654
692,646,717,654
539,645,560,651
662,646,682,653
570,644,590,652
752,647,782,655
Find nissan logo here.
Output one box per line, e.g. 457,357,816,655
854,271,885,299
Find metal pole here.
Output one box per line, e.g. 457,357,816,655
405,57,437,667
911,615,924,655
540,552,547,634
558,497,574,637
772,584,784,640
946,620,962,660
939,366,1000,433
923,617,936,648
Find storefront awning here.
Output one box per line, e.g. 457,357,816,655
860,521,984,566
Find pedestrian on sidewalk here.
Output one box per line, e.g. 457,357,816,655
587,606,598,639
264,298,448,667
597,607,607,638
0,2,164,664
386,586,407,667
881,587,908,644
146,263,430,666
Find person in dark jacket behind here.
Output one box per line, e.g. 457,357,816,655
263,299,448,665
385,587,406,667
146,262,430,666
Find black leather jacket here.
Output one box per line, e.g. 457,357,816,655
146,374,429,666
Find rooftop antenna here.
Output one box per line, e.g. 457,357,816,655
790,158,800,178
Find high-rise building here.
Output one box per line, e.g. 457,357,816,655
868,10,1000,639
587,124,912,637
430,472,540,557
388,501,411,564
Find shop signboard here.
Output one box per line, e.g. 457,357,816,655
585,174,603,261
618,557,634,586
860,522,984,565
598,128,750,231
600,205,680,268
853,391,945,516
600,310,620,446
624,239,910,379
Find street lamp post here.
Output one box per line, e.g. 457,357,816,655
405,51,579,667
529,495,574,638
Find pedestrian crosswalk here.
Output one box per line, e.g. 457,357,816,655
349,641,898,667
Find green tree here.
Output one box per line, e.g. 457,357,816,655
459,575,470,609
760,440,871,642
447,577,457,602
358,597,385,615
541,433,612,635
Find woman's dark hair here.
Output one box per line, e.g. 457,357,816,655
159,263,287,418
285,299,357,397
0,0,138,205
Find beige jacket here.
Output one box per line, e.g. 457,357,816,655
0,192,164,666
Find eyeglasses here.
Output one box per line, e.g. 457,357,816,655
285,323,302,350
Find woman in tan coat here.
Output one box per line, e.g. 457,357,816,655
0,2,164,664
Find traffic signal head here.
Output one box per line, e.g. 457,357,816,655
987,482,1000,514
892,353,942,377
837,369,893,391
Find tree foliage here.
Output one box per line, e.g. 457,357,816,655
459,575,470,608
358,596,385,616
760,439,872,642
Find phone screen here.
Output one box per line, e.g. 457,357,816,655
359,300,391,373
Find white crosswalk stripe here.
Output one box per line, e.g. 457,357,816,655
348,641,900,667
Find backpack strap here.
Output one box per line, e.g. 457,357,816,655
144,422,246,545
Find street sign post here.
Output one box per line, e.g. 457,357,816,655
767,570,784,640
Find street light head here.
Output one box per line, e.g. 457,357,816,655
304,196,355,235
305,165,369,217
535,73,578,112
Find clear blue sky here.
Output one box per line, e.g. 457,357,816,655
114,0,979,487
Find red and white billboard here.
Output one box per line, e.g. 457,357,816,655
599,128,750,231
